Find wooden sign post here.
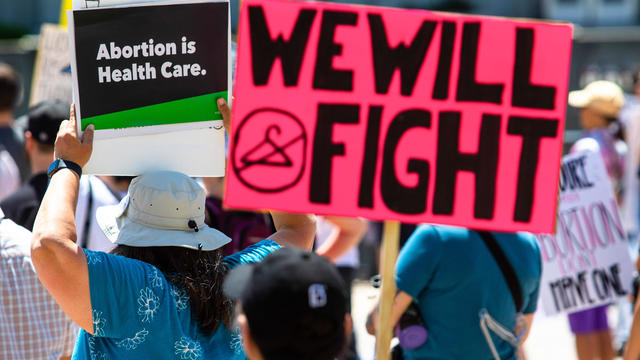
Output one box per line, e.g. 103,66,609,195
375,221,400,360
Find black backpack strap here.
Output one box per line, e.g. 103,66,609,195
477,231,523,312
80,178,93,249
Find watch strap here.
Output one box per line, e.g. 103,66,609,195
48,159,83,179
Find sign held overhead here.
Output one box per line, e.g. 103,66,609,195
226,0,573,233
68,0,230,176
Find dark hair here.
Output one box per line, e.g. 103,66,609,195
0,63,19,111
260,316,347,360
35,141,54,153
110,245,232,336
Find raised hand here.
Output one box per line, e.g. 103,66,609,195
54,104,95,167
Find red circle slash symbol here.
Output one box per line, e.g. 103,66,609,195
232,108,307,193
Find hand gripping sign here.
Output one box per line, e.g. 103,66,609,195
225,0,573,234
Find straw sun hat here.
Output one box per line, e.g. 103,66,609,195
568,80,625,118
96,171,231,250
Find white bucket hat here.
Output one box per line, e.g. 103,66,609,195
568,80,625,118
96,171,231,251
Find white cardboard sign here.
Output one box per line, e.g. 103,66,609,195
536,151,635,316
30,24,73,106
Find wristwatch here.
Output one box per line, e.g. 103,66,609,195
47,158,83,179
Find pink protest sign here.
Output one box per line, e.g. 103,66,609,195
225,0,573,233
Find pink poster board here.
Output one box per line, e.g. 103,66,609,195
225,0,573,234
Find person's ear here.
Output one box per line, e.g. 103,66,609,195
344,313,353,337
24,131,35,153
238,313,263,360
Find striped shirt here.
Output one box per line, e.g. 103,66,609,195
0,213,78,359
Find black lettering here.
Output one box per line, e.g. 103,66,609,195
507,116,558,222
573,271,589,305
568,161,582,189
557,279,570,309
358,106,383,208
432,21,456,100
310,104,360,204
368,14,437,96
433,112,500,219
512,28,556,110
576,156,594,187
578,271,596,304
592,269,609,300
550,282,562,311
559,164,567,192
456,22,504,104
380,109,431,214
560,158,593,192
249,6,316,86
562,277,576,308
608,264,628,296
313,10,358,91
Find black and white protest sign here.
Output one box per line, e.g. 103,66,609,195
536,151,634,316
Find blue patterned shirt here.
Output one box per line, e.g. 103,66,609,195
72,240,280,360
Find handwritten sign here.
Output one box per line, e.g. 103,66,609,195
30,24,73,106
68,0,230,176
537,151,634,316
225,0,573,233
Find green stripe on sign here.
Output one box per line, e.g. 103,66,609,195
81,91,228,130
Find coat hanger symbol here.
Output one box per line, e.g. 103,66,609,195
240,125,295,168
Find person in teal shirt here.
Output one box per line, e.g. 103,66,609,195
30,100,316,359
392,225,541,360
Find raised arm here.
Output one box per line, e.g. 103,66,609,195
31,105,95,333
315,216,367,262
268,210,316,250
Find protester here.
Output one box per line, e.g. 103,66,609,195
0,144,19,201
567,80,626,360
619,72,640,353
30,100,316,359
624,286,640,360
570,80,626,195
0,99,120,246
1,100,68,230
1,207,78,360
315,216,368,360
620,72,640,237
224,246,351,360
0,62,29,182
369,225,541,359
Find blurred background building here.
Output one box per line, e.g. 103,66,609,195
1,0,640,139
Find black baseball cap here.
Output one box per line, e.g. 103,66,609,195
25,100,69,146
224,247,348,360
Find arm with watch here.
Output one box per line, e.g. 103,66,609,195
31,104,96,333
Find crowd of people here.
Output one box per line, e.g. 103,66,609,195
1,29,640,360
